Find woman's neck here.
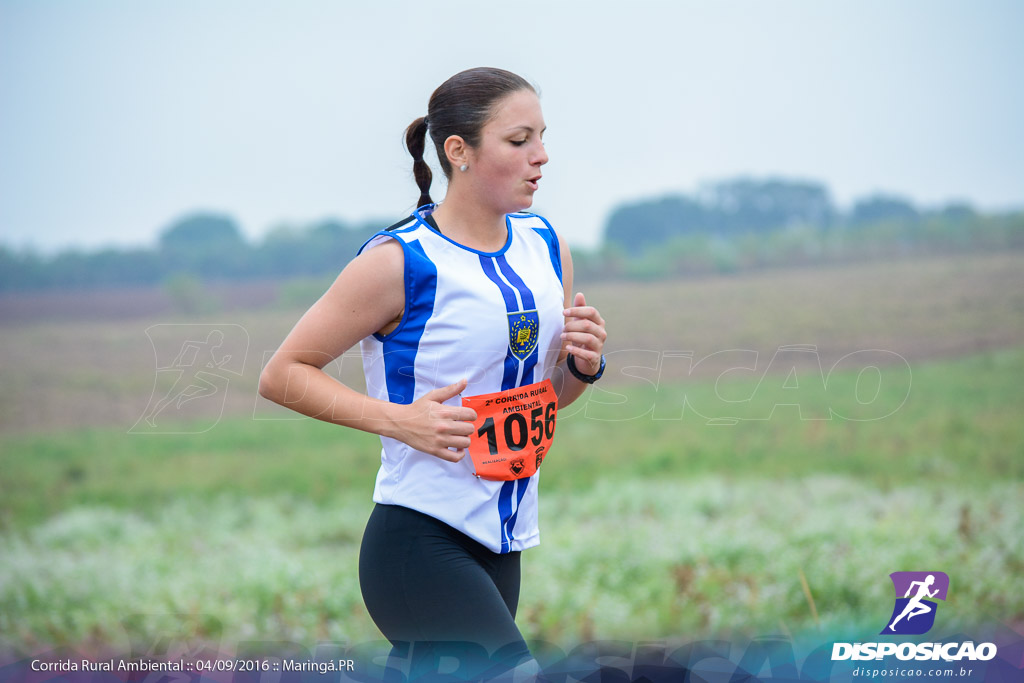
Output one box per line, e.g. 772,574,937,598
429,186,509,252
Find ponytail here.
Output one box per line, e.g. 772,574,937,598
405,116,432,208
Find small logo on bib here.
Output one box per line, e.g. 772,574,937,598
508,310,540,361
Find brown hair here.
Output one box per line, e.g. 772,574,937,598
404,67,535,208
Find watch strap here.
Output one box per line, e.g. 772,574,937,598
567,353,605,384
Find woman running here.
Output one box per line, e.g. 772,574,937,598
259,67,607,680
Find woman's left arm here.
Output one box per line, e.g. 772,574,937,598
552,231,607,407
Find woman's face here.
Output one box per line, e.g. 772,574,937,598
463,89,548,214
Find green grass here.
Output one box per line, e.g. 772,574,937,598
1,347,1022,654
2,477,1018,655
0,418,382,531
547,345,1024,490
2,346,1021,529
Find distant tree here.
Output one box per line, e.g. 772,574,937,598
0,246,158,290
308,218,373,270
0,247,35,290
604,196,709,255
103,248,164,286
701,178,836,233
603,177,836,254
255,224,317,277
158,212,250,278
159,212,245,250
933,201,977,222
849,194,920,226
252,218,377,277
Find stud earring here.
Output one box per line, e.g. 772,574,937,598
459,164,468,172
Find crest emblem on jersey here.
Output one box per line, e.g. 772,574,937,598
508,310,540,361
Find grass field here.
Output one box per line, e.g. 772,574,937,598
1,251,1022,658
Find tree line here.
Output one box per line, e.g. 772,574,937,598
584,178,1023,280
0,214,380,292
2,177,1022,292
604,178,972,253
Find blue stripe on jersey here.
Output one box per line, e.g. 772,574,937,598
478,255,521,391
496,256,535,309
505,477,530,549
519,346,538,386
498,481,515,553
498,478,531,553
498,347,519,392
478,255,518,311
531,224,563,284
495,255,540,386
381,238,437,404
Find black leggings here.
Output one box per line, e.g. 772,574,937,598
358,504,532,677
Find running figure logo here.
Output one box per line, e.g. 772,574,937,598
131,324,248,433
881,571,950,635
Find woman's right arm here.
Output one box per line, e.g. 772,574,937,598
258,239,476,462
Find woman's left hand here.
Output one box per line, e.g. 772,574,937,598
561,291,606,375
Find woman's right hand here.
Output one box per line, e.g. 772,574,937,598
388,378,478,462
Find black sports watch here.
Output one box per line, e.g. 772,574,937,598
567,353,605,384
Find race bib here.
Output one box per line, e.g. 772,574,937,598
461,379,558,481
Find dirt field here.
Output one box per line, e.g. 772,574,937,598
1,251,1022,434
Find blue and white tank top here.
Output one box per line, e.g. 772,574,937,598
357,204,564,554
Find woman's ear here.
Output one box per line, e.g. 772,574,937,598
443,135,469,171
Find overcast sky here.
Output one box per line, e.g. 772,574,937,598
1,0,1022,253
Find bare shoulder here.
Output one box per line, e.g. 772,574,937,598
320,237,405,327
340,237,404,289
555,229,571,260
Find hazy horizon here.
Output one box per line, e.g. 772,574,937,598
2,0,1022,254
